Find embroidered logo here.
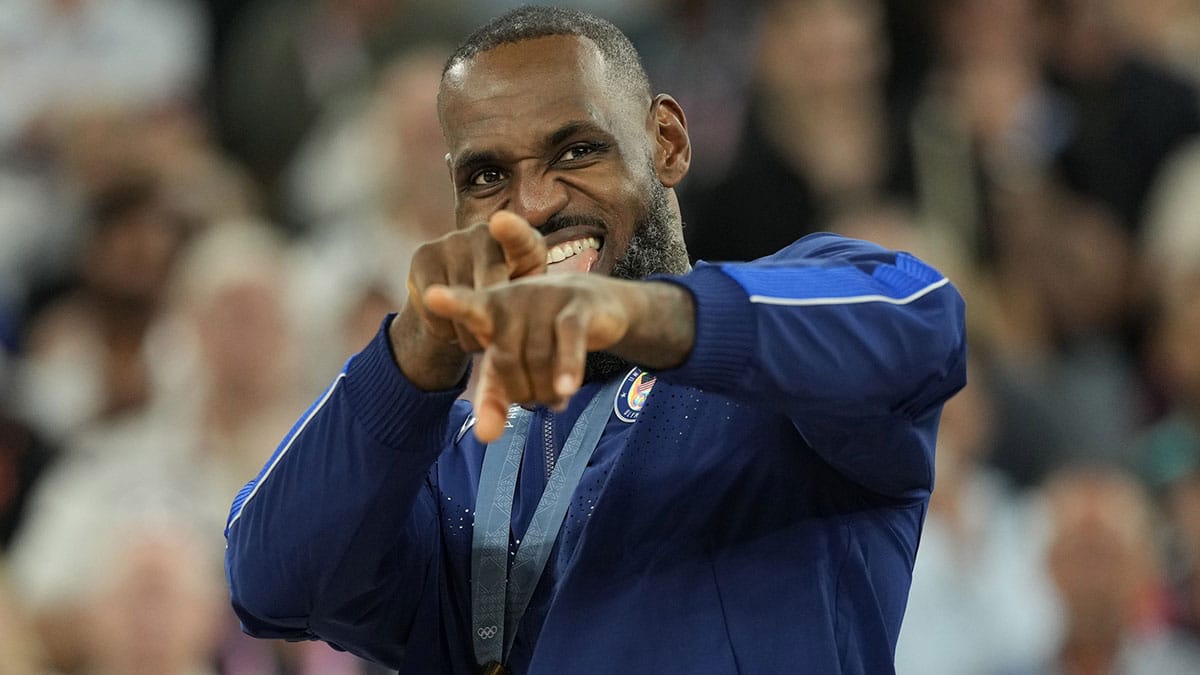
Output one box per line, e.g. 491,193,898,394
614,368,656,423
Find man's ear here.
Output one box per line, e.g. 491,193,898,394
650,94,690,188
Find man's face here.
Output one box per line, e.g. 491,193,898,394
438,35,688,280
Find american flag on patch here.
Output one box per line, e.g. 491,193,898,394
628,374,656,410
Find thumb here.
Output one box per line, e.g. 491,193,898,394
489,211,546,279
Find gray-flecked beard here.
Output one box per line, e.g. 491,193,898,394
584,176,690,383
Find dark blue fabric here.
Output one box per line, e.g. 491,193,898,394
224,233,967,674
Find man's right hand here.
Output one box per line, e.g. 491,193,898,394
389,211,548,391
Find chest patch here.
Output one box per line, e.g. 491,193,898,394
614,368,656,423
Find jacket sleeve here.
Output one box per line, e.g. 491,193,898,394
223,318,467,668
655,233,967,500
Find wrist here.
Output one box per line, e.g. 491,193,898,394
388,305,470,391
612,280,695,371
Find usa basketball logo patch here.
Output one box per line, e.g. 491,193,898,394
614,368,656,423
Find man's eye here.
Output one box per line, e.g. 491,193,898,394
470,169,504,186
558,143,602,162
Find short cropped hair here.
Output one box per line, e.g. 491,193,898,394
442,5,652,102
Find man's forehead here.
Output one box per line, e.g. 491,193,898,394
438,35,635,154
442,34,606,96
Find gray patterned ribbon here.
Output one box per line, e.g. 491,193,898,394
470,378,621,667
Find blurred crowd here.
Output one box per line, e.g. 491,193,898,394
0,0,1198,673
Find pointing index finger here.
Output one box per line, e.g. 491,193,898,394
489,211,546,279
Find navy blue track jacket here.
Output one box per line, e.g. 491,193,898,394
225,233,967,674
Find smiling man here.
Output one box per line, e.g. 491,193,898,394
224,6,967,674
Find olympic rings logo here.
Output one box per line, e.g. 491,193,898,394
477,625,499,640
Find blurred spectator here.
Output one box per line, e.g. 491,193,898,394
1011,466,1200,675
366,48,456,242
2,105,248,313
1141,138,1200,296
981,183,1144,487
160,220,308,486
5,413,230,671
896,363,1060,674
461,0,664,31
1140,275,1200,643
133,105,262,231
83,526,225,675
639,0,759,187
1113,0,1200,86
341,280,403,359
0,0,211,313
48,103,260,258
1141,274,1200,490
908,0,1071,262
6,219,310,673
286,46,455,387
1161,471,1200,644
13,176,190,443
0,166,77,334
165,221,375,673
217,0,467,223
1040,0,1200,232
683,0,905,262
0,0,208,149
0,413,57,552
0,569,47,674
904,0,1180,488
284,44,453,236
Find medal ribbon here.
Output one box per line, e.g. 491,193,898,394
470,377,622,668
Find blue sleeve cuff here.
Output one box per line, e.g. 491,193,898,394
649,263,757,392
344,314,467,448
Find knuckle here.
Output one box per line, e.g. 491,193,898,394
408,249,436,281
555,307,587,332
488,349,520,374
477,267,509,288
467,221,493,238
412,239,438,260
525,330,554,365
453,325,480,352
532,380,557,404
488,353,532,401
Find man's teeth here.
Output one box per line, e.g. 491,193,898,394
546,237,601,264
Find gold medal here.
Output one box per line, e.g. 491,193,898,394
479,662,511,675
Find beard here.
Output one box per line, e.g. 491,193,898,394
583,173,690,383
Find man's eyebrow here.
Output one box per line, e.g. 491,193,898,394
546,120,609,149
451,150,500,175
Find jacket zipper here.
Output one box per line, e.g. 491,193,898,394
542,410,556,481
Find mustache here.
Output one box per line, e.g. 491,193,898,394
539,213,609,237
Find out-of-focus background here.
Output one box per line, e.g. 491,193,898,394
0,0,1198,673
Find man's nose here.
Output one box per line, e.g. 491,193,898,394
508,173,568,230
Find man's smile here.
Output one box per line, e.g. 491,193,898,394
546,235,602,272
